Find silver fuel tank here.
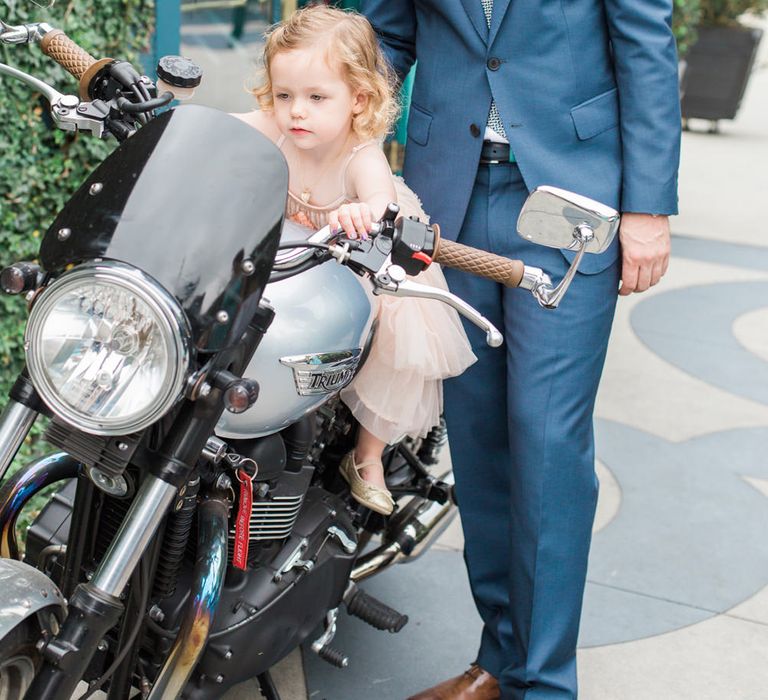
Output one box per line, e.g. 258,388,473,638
215,222,376,439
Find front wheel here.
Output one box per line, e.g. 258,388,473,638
0,618,44,700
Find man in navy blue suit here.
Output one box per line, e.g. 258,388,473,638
361,1,681,698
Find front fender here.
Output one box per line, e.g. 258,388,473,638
0,558,65,638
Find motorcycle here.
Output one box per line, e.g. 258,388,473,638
0,5,620,699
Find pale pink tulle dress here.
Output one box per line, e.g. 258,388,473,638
283,141,477,444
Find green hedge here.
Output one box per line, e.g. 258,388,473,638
0,0,154,460
700,0,768,24
674,0,703,55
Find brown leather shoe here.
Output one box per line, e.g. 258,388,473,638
407,664,500,699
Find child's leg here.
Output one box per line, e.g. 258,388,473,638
354,427,387,489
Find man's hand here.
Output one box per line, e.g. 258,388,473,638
618,212,671,296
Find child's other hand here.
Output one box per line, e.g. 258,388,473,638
328,203,373,240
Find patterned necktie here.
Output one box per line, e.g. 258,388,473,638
481,0,507,138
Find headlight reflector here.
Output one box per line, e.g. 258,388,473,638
25,262,191,435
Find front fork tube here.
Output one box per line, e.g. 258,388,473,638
0,399,39,484
26,473,179,700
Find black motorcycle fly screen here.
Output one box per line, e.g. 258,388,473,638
40,105,288,351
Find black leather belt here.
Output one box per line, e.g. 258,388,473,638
479,140,511,164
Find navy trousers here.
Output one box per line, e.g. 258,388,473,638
443,163,620,699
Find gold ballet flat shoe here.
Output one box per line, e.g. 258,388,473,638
339,451,394,516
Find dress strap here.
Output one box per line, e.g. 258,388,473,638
338,140,377,199
276,133,286,148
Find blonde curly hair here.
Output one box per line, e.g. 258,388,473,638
251,5,399,141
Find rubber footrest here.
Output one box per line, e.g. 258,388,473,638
345,589,408,632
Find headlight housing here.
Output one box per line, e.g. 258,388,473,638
25,261,192,436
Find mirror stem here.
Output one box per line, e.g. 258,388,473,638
529,224,595,309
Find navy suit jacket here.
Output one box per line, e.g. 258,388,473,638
362,0,682,273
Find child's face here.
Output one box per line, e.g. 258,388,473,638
270,45,365,151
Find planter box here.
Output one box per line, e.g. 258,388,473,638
680,24,763,121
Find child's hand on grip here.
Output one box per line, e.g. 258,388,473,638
328,202,373,240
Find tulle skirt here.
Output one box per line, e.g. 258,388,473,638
340,178,476,443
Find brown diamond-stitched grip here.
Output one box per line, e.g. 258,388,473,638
40,29,97,80
434,238,524,288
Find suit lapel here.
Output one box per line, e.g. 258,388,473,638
459,0,489,44
488,0,512,46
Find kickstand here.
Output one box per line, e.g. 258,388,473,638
257,671,282,700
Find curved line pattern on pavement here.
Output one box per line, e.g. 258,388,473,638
630,281,768,407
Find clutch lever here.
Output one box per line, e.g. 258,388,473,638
373,264,503,348
0,62,107,136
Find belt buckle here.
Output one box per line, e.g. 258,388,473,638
481,141,505,165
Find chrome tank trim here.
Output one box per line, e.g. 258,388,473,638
0,559,64,639
279,349,362,396
148,496,229,700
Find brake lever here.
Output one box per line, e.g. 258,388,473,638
373,264,503,348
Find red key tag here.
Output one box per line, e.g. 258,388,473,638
232,468,255,570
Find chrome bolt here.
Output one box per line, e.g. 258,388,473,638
117,441,129,452
224,650,233,661
149,605,165,623
97,640,109,652
199,382,212,398
215,474,232,492
89,182,103,196
214,675,224,684
78,104,88,113
57,227,71,241
216,310,229,324
241,259,255,275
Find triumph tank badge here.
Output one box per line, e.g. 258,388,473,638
280,349,363,396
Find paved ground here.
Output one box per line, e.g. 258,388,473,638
176,8,768,699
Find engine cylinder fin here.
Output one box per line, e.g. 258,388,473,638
227,493,305,558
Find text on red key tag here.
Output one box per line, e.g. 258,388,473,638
233,468,255,570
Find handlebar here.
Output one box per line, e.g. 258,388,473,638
433,237,525,288
39,29,112,99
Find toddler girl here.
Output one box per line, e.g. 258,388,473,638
235,5,475,515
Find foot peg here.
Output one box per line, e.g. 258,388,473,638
344,584,408,632
311,609,349,668
315,644,349,668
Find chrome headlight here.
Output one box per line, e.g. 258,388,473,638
25,261,192,436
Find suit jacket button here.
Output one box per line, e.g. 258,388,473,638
487,57,501,71
470,123,481,137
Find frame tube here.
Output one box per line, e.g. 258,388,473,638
0,451,80,559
